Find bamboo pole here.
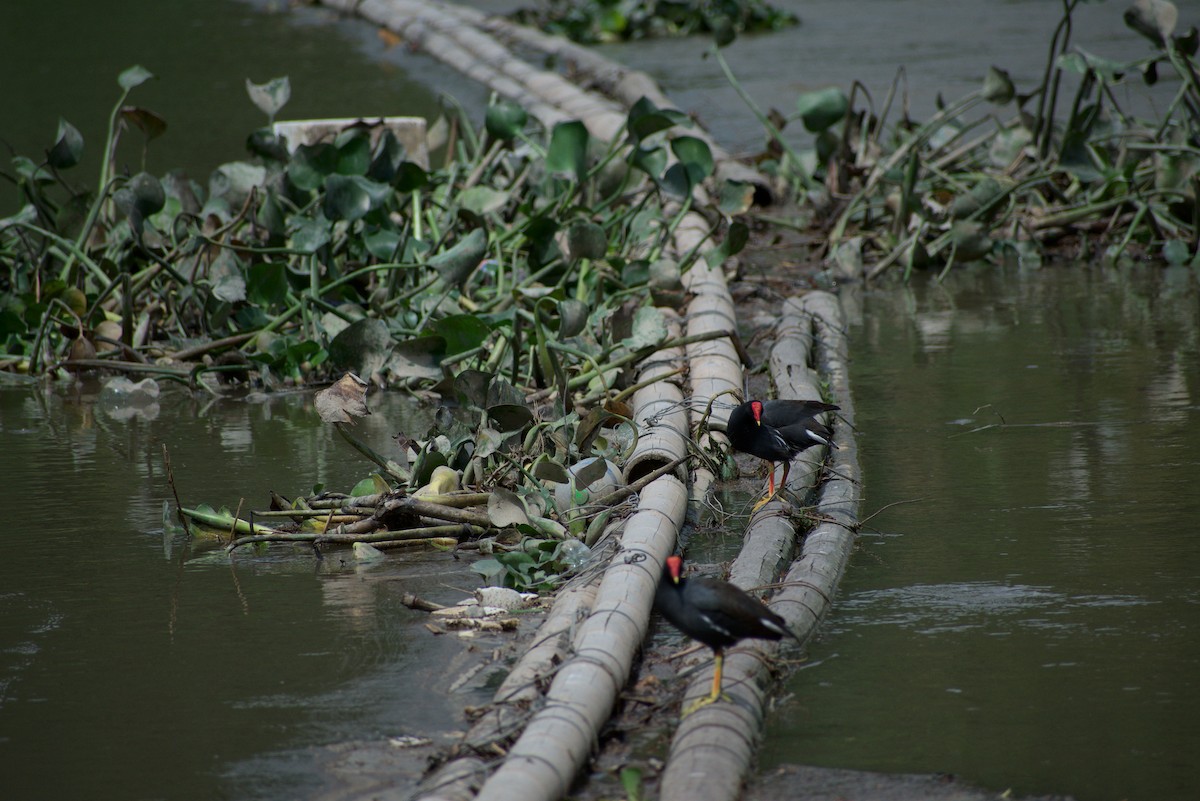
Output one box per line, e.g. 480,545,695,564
622,309,689,484
319,0,627,143
415,575,603,801
317,0,773,203
472,475,688,801
676,211,745,506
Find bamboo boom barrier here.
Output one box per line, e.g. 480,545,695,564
467,285,692,801
472,475,688,801
659,291,860,801
437,3,772,197
319,0,627,141
291,7,839,801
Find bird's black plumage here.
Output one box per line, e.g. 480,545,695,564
654,556,791,649
726,399,838,463
654,555,795,713
725,399,839,507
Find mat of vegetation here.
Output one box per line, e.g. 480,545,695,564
2,71,746,393
508,0,797,45
3,69,752,582
733,0,1200,279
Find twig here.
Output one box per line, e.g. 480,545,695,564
590,454,693,508
226,523,485,552
857,496,930,529
166,332,257,362
384,496,494,528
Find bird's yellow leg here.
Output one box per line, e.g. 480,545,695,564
751,463,779,512
681,651,731,716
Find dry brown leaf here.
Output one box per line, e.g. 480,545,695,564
314,372,370,423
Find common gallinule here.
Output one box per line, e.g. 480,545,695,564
725,398,839,508
655,554,795,714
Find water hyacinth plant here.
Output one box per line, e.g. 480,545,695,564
509,0,798,45
737,0,1200,278
3,69,743,588
1,70,739,395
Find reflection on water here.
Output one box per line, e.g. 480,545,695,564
1,0,486,214
762,265,1200,801
0,381,491,801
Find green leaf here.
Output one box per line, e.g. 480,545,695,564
368,130,407,183
982,66,1015,104
532,454,570,483
429,228,488,286
288,144,338,192
620,767,644,801
350,476,379,497
795,87,849,132
245,76,291,122
487,403,535,432
626,97,690,144
113,172,165,237
386,336,444,381
662,162,692,197
123,172,166,217
572,457,610,490
208,250,247,303
717,180,755,215
555,299,589,337
988,126,1033,168
48,119,83,169
361,228,399,261
1056,49,1128,83
631,145,668,179
485,99,528,141
394,162,428,192
705,221,749,266
335,134,372,176
118,65,154,91
323,174,372,222
459,186,509,215
671,136,714,186
0,309,27,337
291,217,331,253
566,220,607,260
547,120,589,182
623,306,667,351
453,369,493,407
949,176,1006,220
432,314,491,355
247,261,288,307
470,557,507,583
329,318,393,378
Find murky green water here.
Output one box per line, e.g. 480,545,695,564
0,384,495,800
6,2,1200,799
1,0,486,212
761,265,1200,801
